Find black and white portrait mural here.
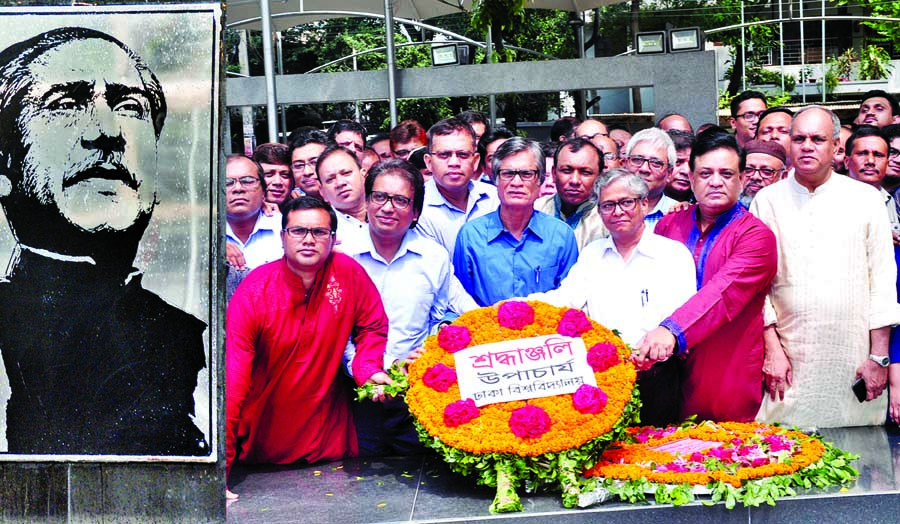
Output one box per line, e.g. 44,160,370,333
0,5,220,460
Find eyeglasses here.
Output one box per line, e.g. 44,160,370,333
741,166,781,180
370,191,412,209
292,159,318,172
225,176,261,188
627,155,666,171
736,111,764,122
580,132,609,141
602,152,618,161
431,150,474,161
598,197,640,215
283,226,333,240
392,149,413,158
497,169,539,181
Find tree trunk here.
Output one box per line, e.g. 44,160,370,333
727,45,745,96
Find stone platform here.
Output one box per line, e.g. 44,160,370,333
227,426,900,523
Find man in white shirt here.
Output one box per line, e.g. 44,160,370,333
416,118,498,258
527,168,696,425
315,144,370,250
225,155,283,271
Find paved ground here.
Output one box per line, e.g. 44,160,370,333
227,425,900,523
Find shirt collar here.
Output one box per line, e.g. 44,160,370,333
485,209,546,242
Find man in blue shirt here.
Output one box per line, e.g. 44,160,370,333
344,158,473,455
453,137,579,306
417,118,498,258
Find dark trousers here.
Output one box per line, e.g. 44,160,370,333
635,356,683,427
352,396,426,457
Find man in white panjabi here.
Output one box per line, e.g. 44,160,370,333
751,105,900,428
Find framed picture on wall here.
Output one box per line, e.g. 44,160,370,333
0,4,221,462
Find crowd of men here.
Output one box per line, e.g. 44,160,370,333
225,89,900,494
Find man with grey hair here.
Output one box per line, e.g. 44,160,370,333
0,27,208,455
528,168,696,425
624,128,677,227
453,137,578,306
752,105,900,428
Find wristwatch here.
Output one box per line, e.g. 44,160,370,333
868,354,890,367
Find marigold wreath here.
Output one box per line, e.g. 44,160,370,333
584,420,860,508
405,300,640,512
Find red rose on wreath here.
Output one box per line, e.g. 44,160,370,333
498,301,535,330
423,363,457,392
586,342,620,372
444,399,480,427
557,309,593,337
438,325,472,353
572,384,608,414
509,404,552,439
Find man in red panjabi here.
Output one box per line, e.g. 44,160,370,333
634,128,777,422
226,196,391,492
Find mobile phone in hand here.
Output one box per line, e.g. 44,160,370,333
852,377,867,403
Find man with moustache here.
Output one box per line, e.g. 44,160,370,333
665,130,694,202
753,106,900,428
289,128,328,199
253,142,293,206
738,140,786,208
844,126,897,229
854,90,900,128
0,28,208,455
533,138,608,250
755,107,793,171
225,155,283,271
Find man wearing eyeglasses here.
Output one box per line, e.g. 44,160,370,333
623,128,678,227
595,135,621,173
739,140,786,208
533,138,609,251
729,90,767,147
881,124,900,195
227,196,391,495
343,159,475,456
574,118,610,149
637,128,777,423
528,168,696,425
225,155,284,273
454,137,578,306
417,118,498,258
289,128,327,199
